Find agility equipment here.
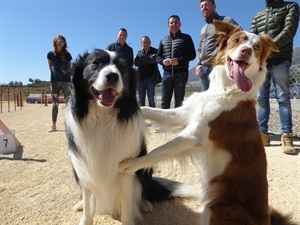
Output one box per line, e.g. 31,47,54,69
0,119,21,154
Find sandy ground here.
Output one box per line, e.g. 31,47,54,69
0,103,299,225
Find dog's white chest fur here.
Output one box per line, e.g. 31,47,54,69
66,106,145,216
67,107,145,177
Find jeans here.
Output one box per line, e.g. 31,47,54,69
137,77,156,107
257,61,293,134
161,71,188,109
199,65,213,91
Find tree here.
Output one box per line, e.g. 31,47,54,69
8,81,23,87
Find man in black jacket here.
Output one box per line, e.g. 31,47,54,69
157,15,196,109
250,0,299,155
134,36,160,108
106,28,134,68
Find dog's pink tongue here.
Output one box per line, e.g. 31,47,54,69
100,89,116,106
232,61,252,92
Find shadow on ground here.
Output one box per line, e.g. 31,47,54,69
0,146,47,162
135,198,200,225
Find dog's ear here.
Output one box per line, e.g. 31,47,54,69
72,53,88,79
213,20,241,65
259,34,279,66
214,20,240,50
71,52,91,87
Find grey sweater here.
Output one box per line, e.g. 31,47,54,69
197,13,240,67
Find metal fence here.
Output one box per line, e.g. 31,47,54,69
269,65,300,137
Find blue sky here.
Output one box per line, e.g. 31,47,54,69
1,0,299,85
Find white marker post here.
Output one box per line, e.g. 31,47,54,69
0,119,21,154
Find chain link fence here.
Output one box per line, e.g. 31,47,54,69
268,64,300,137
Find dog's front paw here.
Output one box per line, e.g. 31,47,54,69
74,200,83,211
119,158,142,174
140,200,153,213
79,216,93,225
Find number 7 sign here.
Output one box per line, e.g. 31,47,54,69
0,119,21,154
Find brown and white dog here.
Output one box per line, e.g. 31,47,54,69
119,21,295,225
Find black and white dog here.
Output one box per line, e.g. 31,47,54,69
65,49,197,225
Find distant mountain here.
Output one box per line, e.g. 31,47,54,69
188,66,198,83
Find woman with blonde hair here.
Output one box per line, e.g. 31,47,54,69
47,35,72,132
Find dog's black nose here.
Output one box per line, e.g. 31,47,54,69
106,73,119,84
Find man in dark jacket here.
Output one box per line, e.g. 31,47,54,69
106,28,134,67
196,0,240,91
250,0,299,155
134,36,160,108
157,15,196,109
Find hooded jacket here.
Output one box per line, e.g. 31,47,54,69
250,0,299,66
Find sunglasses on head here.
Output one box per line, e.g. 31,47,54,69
57,40,65,45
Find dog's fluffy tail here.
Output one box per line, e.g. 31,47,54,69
153,177,200,199
136,168,199,203
270,207,296,225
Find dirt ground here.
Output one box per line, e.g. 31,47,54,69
0,103,299,225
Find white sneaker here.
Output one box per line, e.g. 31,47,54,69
48,126,57,133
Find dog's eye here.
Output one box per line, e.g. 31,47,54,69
253,45,260,51
90,59,102,70
92,59,100,66
90,64,98,70
233,38,239,43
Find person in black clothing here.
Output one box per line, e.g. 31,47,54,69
106,28,134,67
47,35,72,132
134,36,160,107
157,15,196,109
250,0,299,154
